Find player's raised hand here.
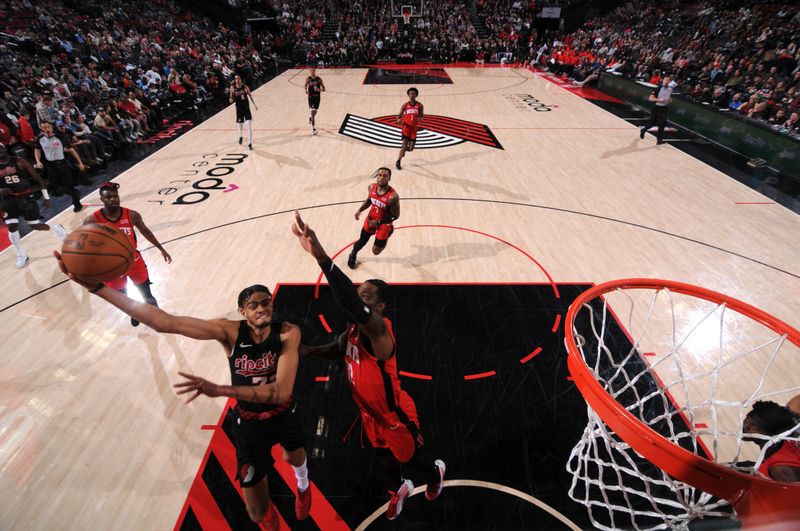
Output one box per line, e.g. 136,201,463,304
173,371,224,403
291,210,329,262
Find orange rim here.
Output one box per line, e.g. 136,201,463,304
565,278,800,526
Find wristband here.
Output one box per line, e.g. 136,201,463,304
88,283,104,293
41,189,50,200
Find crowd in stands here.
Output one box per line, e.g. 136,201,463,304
0,0,276,185
535,0,800,136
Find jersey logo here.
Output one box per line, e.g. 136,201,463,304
234,352,276,377
339,114,504,150
239,343,253,348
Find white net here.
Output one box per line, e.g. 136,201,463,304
566,284,800,530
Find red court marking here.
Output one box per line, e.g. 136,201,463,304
399,370,433,380
318,313,332,333
695,423,709,429
270,445,352,531
0,218,9,252
315,376,330,382
200,424,217,430
519,346,543,364
734,202,775,205
643,351,656,357
178,473,232,531
464,370,496,381
313,224,559,300
551,313,562,333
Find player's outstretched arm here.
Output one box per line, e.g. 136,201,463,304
130,210,172,263
175,323,301,404
54,251,230,342
300,331,347,359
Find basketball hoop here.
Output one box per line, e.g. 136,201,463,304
565,279,800,530
401,5,413,25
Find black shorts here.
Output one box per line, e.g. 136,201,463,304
231,404,307,488
236,106,253,123
2,195,41,224
308,95,321,110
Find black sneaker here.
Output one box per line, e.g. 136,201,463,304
73,202,83,212
131,317,140,327
238,136,243,145
395,160,401,170
248,143,253,150
639,127,645,139
347,253,357,269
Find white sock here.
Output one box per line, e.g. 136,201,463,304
292,457,309,492
237,122,243,138
8,230,26,257
247,120,253,145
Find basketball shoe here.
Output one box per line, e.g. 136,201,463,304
295,486,312,520
425,459,446,500
387,479,414,520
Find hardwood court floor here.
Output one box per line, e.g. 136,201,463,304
1,67,798,530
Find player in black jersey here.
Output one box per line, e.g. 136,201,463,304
48,267,312,530
0,143,67,269
304,68,326,135
229,75,258,150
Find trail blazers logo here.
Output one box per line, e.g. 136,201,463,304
339,114,503,150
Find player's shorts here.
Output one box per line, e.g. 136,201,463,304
363,219,394,241
106,251,150,290
401,124,418,141
362,410,422,464
308,95,321,110
235,106,253,123
230,403,307,488
1,194,40,224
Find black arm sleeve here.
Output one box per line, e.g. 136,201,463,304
319,259,372,324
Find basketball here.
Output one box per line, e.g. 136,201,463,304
60,224,135,283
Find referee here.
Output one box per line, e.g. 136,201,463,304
34,121,84,212
639,76,676,145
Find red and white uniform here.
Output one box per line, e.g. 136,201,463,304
400,101,422,140
758,440,800,479
92,207,149,290
345,317,421,463
363,183,396,240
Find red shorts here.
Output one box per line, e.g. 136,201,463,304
401,124,418,141
106,251,150,290
362,412,421,463
363,219,394,241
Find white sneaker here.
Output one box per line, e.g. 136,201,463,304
16,255,30,269
312,128,318,135
425,459,446,500
51,224,68,242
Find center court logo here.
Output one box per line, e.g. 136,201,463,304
339,114,503,150
503,94,554,112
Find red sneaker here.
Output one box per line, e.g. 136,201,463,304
386,479,414,520
295,486,312,520
425,459,446,501
263,502,280,531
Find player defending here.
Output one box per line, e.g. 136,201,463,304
230,75,258,150
347,167,399,269
292,210,446,520
84,181,171,326
1,143,67,268
396,87,423,170
304,68,326,135
52,259,313,530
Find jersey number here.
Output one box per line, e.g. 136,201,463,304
4,175,20,184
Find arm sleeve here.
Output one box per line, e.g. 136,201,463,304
318,259,372,324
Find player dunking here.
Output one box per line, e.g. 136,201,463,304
0,143,67,268
50,261,313,531
304,68,326,135
84,181,171,327
347,167,399,269
230,74,258,150
396,87,423,170
292,211,446,520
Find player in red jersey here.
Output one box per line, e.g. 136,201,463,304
347,167,399,269
83,181,172,326
395,87,423,170
292,210,446,520
743,401,800,482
